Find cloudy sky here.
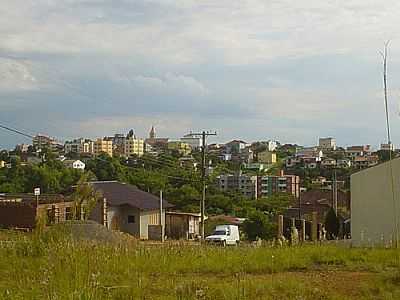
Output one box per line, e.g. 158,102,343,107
1,0,400,149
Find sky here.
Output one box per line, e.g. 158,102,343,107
1,0,400,150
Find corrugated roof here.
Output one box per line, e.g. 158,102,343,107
90,181,173,210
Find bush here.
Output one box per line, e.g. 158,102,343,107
242,210,276,241
324,208,340,239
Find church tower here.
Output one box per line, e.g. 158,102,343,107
149,126,156,139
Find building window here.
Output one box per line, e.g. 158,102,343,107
127,215,135,223
65,207,72,220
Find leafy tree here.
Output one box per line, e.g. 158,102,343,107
256,194,294,215
242,210,275,240
71,173,102,220
324,208,340,239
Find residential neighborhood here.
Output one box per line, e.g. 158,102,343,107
2,1,400,298
0,125,398,244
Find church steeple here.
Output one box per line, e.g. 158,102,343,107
149,125,156,139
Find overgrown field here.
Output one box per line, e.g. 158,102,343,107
1,228,400,299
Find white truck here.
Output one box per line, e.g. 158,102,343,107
205,225,240,246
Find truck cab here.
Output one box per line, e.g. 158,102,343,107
205,225,240,246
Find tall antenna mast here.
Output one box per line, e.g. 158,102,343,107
381,40,392,148
380,41,398,247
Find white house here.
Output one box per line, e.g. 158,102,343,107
63,159,86,170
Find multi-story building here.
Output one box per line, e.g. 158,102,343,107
93,138,113,157
381,143,395,151
346,145,371,159
33,134,62,152
112,134,126,156
319,137,336,151
124,136,144,157
258,171,300,198
15,144,30,153
168,141,192,156
224,140,248,154
295,147,323,161
257,150,277,164
217,173,258,199
320,157,337,168
353,155,379,169
65,138,94,155
180,133,203,150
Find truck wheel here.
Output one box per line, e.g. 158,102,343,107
236,241,240,246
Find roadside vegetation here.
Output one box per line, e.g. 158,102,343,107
1,227,400,299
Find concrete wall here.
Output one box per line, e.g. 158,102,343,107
351,158,400,246
118,205,141,236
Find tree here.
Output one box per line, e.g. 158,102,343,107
242,210,275,240
324,208,340,239
71,173,102,220
256,194,294,215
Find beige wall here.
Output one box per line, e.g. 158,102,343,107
140,209,165,240
351,158,400,246
258,151,277,164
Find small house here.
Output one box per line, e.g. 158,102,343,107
63,159,86,170
89,181,173,240
0,193,74,229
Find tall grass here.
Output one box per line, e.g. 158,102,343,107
1,227,400,299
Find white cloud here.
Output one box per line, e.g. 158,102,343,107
132,73,208,96
0,58,39,91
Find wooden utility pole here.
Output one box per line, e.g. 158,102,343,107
325,169,344,215
190,131,217,240
160,190,164,243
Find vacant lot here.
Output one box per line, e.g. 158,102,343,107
1,227,400,299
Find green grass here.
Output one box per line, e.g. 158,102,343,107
1,227,400,299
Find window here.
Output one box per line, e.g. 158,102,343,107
127,215,135,223
65,207,72,221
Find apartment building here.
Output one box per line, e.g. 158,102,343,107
217,173,258,199
33,134,63,152
65,138,94,155
180,134,203,150
168,141,192,156
319,137,336,150
257,150,277,164
93,138,113,157
124,136,144,157
258,171,300,198
346,145,371,159
353,155,379,169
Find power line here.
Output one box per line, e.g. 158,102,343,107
0,120,200,183
0,123,34,139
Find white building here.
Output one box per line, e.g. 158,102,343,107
180,134,203,150
265,140,278,152
63,159,86,170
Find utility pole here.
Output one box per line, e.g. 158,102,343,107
190,131,217,240
160,190,164,243
325,169,344,215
